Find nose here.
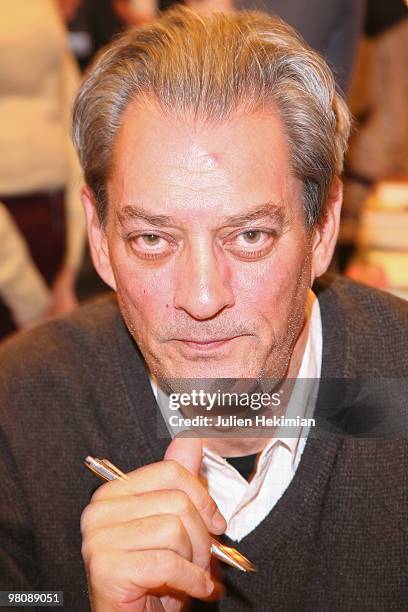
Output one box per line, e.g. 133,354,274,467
173,241,235,320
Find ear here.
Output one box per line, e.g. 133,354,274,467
310,178,343,283
81,186,117,291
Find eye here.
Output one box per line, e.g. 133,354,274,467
235,229,272,249
225,228,276,260
132,233,169,251
238,230,264,245
140,234,164,247
127,232,176,260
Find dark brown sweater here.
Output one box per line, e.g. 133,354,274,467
0,276,407,611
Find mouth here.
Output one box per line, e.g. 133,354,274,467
171,335,248,357
180,337,235,348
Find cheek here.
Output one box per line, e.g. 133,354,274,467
233,266,285,314
111,253,175,324
232,243,308,316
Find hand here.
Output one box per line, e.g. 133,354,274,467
81,437,227,611
46,267,79,319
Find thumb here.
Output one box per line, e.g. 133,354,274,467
164,435,203,476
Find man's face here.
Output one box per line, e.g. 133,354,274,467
98,102,315,380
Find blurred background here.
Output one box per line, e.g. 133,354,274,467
1,0,407,342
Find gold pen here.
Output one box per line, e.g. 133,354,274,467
84,456,256,573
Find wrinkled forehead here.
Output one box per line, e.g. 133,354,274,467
107,100,303,225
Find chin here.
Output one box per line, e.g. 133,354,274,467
157,365,250,380
150,356,264,382
146,342,288,382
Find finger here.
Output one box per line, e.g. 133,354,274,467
82,514,193,564
91,460,226,534
81,490,212,569
89,549,214,604
164,436,203,476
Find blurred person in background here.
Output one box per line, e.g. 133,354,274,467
186,0,366,93
64,0,126,70
67,0,365,93
0,0,85,339
66,0,160,70
113,0,158,26
0,204,51,330
57,0,83,21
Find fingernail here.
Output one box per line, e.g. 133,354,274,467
212,511,227,532
205,576,215,595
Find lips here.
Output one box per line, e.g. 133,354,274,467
169,335,249,359
179,338,235,344
177,338,236,349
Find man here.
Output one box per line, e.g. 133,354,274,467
0,8,407,611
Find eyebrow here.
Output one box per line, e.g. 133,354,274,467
220,202,286,227
117,206,177,228
116,201,286,228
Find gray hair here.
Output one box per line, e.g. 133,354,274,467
72,7,351,226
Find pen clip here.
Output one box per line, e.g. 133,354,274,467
99,458,130,481
84,456,122,482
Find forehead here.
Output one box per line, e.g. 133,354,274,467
108,100,301,221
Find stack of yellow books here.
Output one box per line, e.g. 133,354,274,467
354,180,408,300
